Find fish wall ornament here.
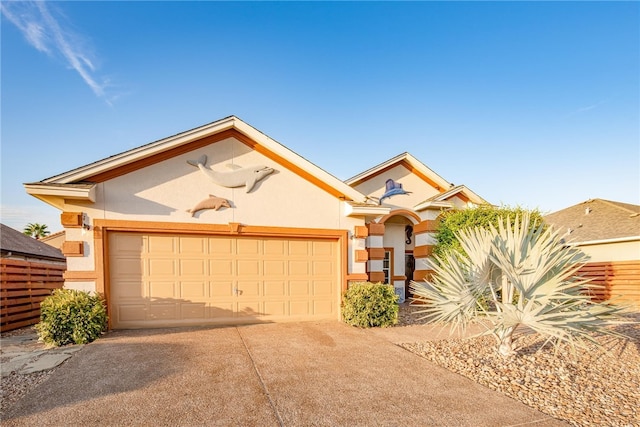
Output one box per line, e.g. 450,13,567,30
187,155,274,192
187,195,231,217
379,179,412,205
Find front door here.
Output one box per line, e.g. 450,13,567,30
404,253,415,300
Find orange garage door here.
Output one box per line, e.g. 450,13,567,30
108,232,340,329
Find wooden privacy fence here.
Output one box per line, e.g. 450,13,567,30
579,260,640,310
1,259,65,332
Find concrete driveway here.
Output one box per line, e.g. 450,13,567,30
3,321,566,426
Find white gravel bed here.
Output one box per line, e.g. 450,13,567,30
400,319,640,427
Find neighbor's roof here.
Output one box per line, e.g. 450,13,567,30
25,116,367,206
0,224,66,261
544,199,640,244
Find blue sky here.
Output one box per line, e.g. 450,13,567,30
2,1,638,233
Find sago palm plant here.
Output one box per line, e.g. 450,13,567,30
410,213,629,357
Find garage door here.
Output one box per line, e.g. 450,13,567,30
108,232,340,329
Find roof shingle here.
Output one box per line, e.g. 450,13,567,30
544,199,640,243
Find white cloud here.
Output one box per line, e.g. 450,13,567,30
1,1,112,103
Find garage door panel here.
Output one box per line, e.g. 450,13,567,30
111,234,143,253
289,261,309,275
148,258,176,276
117,304,147,322
314,261,335,276
210,259,233,276
111,280,144,299
111,258,143,278
181,303,206,319
264,239,285,255
148,236,175,253
180,281,207,298
237,260,261,276
313,280,333,296
238,281,260,297
264,260,286,276
290,301,310,316
264,281,286,296
109,232,339,328
209,238,234,254
290,281,310,296
313,300,334,315
289,240,310,256
179,259,206,276
264,301,286,316
237,239,260,255
236,301,262,317
179,236,206,253
148,304,178,320
210,281,234,297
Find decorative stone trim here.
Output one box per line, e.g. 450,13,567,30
367,247,386,260
355,250,369,263
353,225,369,238
413,244,434,258
366,222,385,236
368,271,386,283
61,241,84,257
413,269,435,281
414,219,439,234
60,212,83,228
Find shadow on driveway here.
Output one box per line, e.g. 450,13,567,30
3,322,567,426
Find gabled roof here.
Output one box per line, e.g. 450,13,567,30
25,116,367,207
544,199,640,244
345,152,453,192
0,224,66,261
413,184,490,211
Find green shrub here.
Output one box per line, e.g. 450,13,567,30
36,289,107,346
341,282,399,328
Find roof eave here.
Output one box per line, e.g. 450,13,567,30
344,202,391,217
25,183,96,209
414,200,454,211
42,116,238,184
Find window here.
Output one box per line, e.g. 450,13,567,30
382,248,393,284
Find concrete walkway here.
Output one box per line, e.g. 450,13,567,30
2,322,567,426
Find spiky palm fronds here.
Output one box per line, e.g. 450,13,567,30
410,213,630,356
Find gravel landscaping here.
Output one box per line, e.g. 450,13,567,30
398,304,640,427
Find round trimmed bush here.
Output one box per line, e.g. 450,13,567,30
36,289,107,346
341,282,399,328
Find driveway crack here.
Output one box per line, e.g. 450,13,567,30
235,327,284,427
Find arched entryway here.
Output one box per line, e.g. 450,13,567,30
368,210,420,302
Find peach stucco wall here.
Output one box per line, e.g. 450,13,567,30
352,164,441,210
62,136,365,290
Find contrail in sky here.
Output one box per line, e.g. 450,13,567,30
1,1,111,103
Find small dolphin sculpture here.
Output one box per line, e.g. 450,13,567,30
379,179,411,205
187,195,231,217
188,155,274,193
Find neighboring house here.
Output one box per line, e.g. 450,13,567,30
40,230,66,251
1,224,66,263
1,224,66,331
24,116,488,329
544,199,640,309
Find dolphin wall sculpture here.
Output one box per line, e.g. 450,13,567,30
379,179,412,205
187,155,275,193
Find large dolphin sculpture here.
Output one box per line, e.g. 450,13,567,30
187,155,274,193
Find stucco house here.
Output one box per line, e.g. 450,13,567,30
544,199,640,309
25,116,488,329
